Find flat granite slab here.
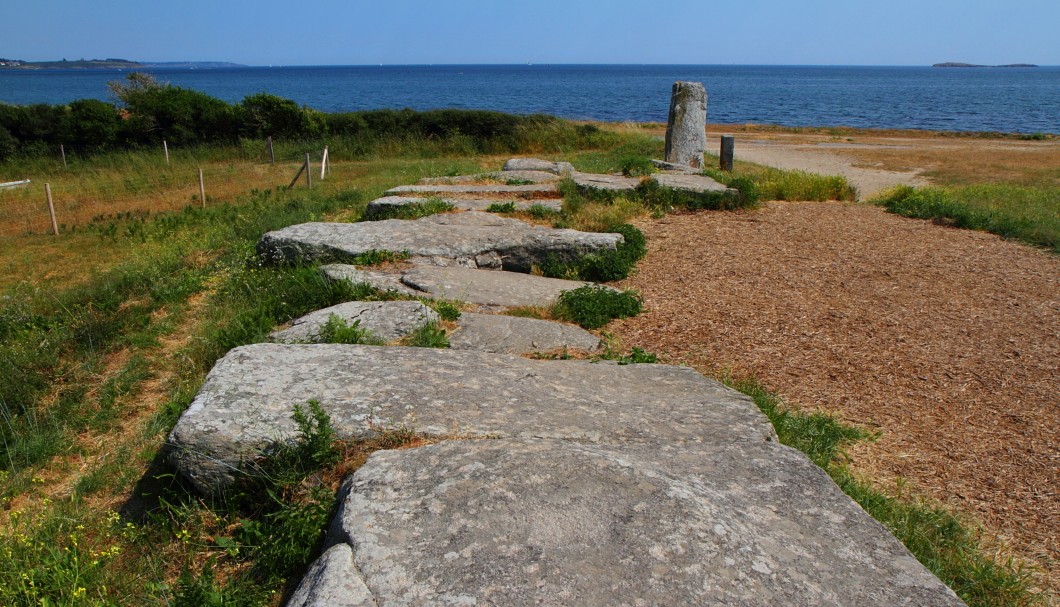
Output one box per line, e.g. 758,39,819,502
268,301,438,343
166,343,775,495
417,170,561,184
257,211,620,270
384,183,559,196
291,438,965,607
448,312,601,354
571,171,641,192
322,264,596,308
653,172,737,194
503,158,575,175
363,196,561,219
399,265,597,307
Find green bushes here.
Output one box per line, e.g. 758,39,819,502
552,285,643,329
540,224,647,282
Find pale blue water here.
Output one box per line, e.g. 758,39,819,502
0,65,1057,134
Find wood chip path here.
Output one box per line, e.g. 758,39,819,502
611,202,1058,588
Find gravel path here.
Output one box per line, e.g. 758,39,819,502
612,203,1059,589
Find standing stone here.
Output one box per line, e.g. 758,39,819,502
664,81,708,169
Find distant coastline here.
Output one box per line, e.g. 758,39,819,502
0,58,246,70
932,62,1038,68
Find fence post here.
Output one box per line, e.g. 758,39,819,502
163,139,170,165
320,146,329,180
305,153,312,189
267,136,275,164
720,135,735,171
198,169,206,208
60,144,67,169
45,183,59,236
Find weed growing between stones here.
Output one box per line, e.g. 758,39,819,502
363,196,455,221
552,285,643,330
403,322,450,348
723,375,1044,607
485,202,518,213
314,315,385,345
423,300,462,322
346,249,411,266
527,204,561,220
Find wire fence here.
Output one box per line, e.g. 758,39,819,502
0,146,328,237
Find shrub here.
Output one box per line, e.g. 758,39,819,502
238,93,313,139
552,285,642,329
540,224,647,282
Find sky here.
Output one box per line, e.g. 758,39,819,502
2,0,1057,66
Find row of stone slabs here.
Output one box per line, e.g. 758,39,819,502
167,160,965,606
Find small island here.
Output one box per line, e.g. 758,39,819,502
0,57,245,69
933,62,1038,68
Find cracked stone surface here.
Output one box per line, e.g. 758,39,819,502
503,158,576,175
448,312,601,354
314,438,965,607
400,266,598,307
166,343,775,495
571,171,641,192
257,211,620,270
385,183,558,196
364,196,561,219
268,301,438,344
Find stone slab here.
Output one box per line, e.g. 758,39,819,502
286,543,374,607
503,158,575,175
318,438,965,607
571,171,640,192
652,172,736,194
417,170,561,184
257,211,621,271
268,301,438,344
319,265,420,297
448,313,601,354
399,266,597,307
385,183,558,196
166,344,776,495
364,196,561,219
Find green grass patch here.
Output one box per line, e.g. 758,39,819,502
485,202,517,213
402,322,449,348
345,249,410,266
722,375,1043,607
704,162,857,202
871,184,1059,252
552,285,642,330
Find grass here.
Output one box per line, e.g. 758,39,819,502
871,184,1059,253
362,196,455,221
0,119,1046,606
552,285,643,330
723,375,1044,607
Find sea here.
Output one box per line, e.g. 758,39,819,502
1,65,1058,134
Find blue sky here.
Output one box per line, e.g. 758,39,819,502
2,0,1057,66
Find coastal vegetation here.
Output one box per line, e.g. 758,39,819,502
0,89,1048,605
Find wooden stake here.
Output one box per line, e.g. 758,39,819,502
198,168,206,208
60,144,67,169
305,153,312,189
320,146,329,180
267,136,275,163
720,135,735,171
45,183,59,236
163,139,170,165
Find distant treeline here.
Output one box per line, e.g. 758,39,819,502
0,73,563,161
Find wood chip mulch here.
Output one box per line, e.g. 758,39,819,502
610,202,1058,588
